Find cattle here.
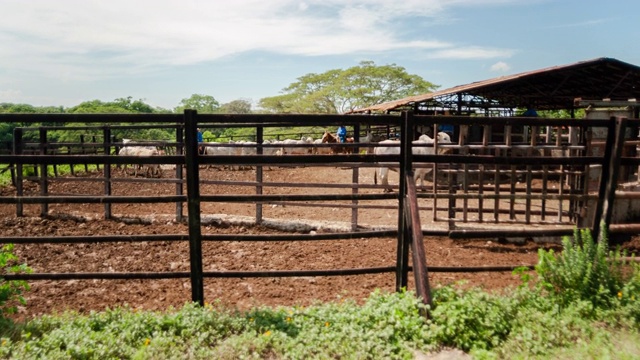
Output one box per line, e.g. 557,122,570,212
313,138,332,155
373,132,452,192
201,142,229,170
321,131,354,154
202,140,278,170
278,136,314,155
201,141,253,170
117,139,162,178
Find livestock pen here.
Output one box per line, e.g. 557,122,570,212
1,111,639,313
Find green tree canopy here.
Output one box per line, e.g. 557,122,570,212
112,96,155,113
174,94,220,114
219,99,252,114
258,61,438,114
67,97,157,114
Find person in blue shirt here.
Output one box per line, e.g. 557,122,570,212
523,107,538,117
197,128,204,154
337,125,347,143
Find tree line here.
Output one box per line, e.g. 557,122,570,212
0,61,436,143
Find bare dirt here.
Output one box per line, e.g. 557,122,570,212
2,165,639,321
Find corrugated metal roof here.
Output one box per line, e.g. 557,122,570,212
349,57,640,113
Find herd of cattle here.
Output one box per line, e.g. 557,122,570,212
116,131,453,191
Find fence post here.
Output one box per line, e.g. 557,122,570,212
13,128,24,216
103,126,112,220
351,123,360,231
396,111,413,291
39,128,48,217
176,124,184,222
80,134,89,172
593,116,627,242
184,109,204,305
405,173,433,315
256,126,264,225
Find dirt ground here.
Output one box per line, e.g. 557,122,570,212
2,164,639,321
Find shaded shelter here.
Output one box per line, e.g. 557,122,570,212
349,57,640,116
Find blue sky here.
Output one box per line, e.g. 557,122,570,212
1,0,638,111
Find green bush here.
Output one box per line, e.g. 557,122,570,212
536,228,634,310
0,244,31,319
426,285,515,352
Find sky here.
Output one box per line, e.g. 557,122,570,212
1,0,639,111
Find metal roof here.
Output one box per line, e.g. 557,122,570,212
349,57,640,113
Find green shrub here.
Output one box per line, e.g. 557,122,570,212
536,227,634,310
427,285,515,352
0,244,31,320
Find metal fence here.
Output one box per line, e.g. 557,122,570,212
0,111,638,307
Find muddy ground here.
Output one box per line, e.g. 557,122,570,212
2,165,638,321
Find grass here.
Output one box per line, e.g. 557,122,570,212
0,285,639,359
1,165,639,358
0,163,103,187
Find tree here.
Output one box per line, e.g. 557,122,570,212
0,103,37,113
113,96,155,113
258,61,438,114
219,99,252,114
174,94,220,114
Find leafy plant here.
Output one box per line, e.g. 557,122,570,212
0,244,31,319
427,285,514,351
536,227,634,309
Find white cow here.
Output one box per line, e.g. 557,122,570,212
202,141,250,170
278,136,314,155
373,132,452,192
118,139,162,177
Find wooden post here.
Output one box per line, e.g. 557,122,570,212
352,123,360,231
256,126,264,224
593,116,627,242
175,125,184,222
405,173,433,315
184,109,204,305
80,134,89,172
39,128,48,217
13,128,23,216
396,111,412,291
103,126,112,219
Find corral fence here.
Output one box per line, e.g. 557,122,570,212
1,111,639,309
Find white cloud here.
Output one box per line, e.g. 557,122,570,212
490,61,511,72
0,0,519,80
0,89,24,103
546,18,610,29
428,47,515,60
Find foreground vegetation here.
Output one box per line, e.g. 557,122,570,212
1,230,639,359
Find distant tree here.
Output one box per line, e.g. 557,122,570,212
258,61,438,114
219,99,252,114
35,106,65,114
67,97,157,114
67,100,132,114
0,103,40,141
113,96,155,113
174,94,220,114
0,103,37,113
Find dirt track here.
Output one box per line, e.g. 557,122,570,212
2,165,638,320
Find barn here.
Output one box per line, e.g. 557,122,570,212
350,57,640,227
349,57,640,116
349,57,640,144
